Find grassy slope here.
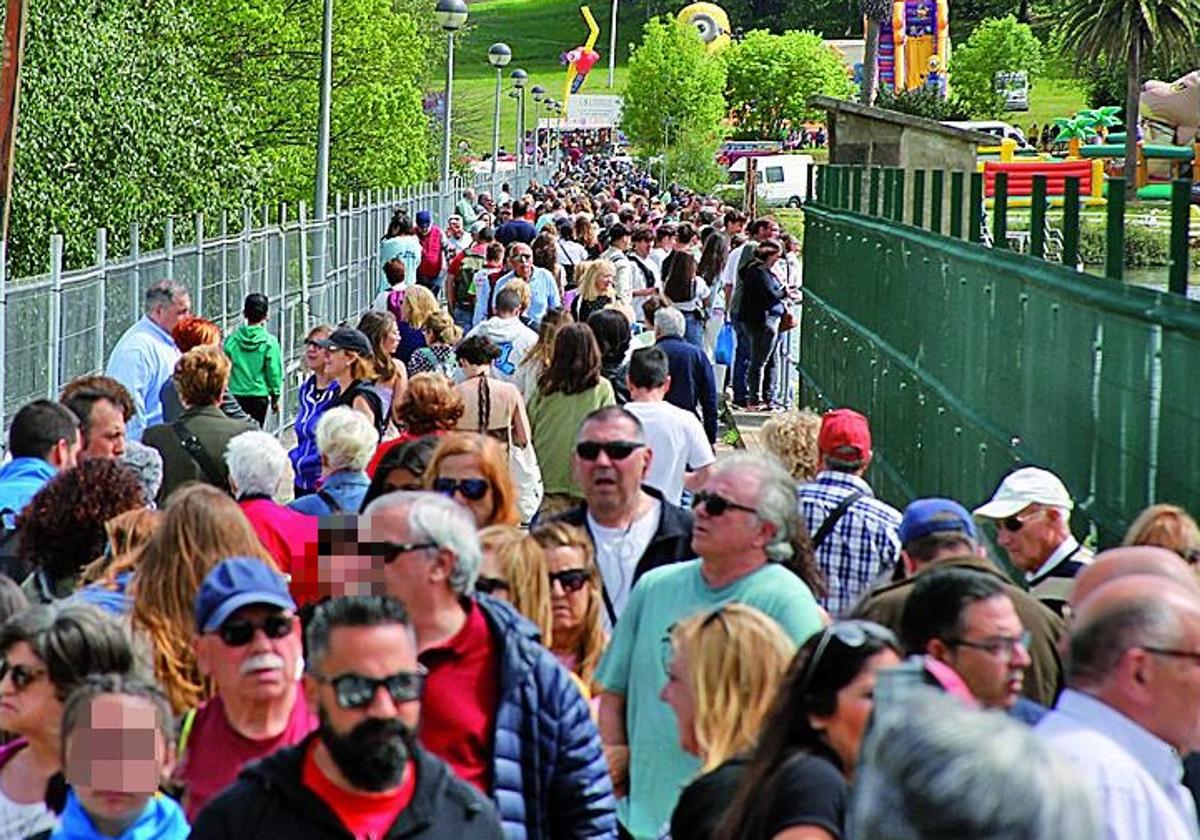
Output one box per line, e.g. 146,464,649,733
440,0,641,153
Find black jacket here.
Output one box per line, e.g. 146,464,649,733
142,404,257,504
548,485,695,620
189,733,504,840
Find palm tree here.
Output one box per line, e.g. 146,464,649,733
860,0,893,106
1055,0,1200,199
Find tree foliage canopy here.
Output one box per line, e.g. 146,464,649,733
949,15,1045,118
724,29,855,139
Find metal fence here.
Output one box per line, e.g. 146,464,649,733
800,165,1200,547
0,165,552,435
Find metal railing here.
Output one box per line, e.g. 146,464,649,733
0,165,553,435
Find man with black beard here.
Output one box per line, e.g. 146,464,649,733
190,595,503,839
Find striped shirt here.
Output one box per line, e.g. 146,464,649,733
798,471,902,616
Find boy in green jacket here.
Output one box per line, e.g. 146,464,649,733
223,293,282,426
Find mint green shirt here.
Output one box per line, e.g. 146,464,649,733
595,560,824,838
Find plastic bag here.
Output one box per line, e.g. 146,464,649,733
715,322,735,366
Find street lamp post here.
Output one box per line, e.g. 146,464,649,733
531,85,545,175
435,0,469,190
608,0,618,88
511,69,527,175
487,43,511,178
313,0,334,321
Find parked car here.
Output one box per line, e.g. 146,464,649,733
944,120,1033,150
995,71,1030,111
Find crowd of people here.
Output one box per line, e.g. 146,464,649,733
0,154,1195,840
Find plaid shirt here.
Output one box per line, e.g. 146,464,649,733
798,471,902,616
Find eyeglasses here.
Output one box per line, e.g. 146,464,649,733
999,510,1042,532
511,253,533,262
475,576,510,595
310,667,427,710
800,620,898,696
361,540,438,564
432,477,491,501
946,631,1031,659
0,659,47,692
575,440,644,461
691,490,757,517
549,568,590,593
1143,646,1200,664
304,340,325,349
218,614,294,647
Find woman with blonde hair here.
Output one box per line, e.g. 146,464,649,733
356,310,408,433
478,525,553,642
129,484,275,714
398,284,439,363
425,433,520,528
664,604,799,840
323,326,386,439
408,310,461,379
531,522,607,694
74,508,163,615
514,307,572,404
570,259,617,323
759,408,824,482
1123,503,1200,565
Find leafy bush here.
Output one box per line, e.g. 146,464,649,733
949,16,1044,119
876,87,971,122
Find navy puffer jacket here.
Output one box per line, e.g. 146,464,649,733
475,596,618,839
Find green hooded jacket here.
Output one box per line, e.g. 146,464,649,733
223,323,282,398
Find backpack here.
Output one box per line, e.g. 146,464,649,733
0,509,28,583
337,381,387,439
453,252,486,307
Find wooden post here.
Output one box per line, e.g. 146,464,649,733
744,157,758,220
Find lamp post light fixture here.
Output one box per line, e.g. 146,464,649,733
435,0,469,186
487,43,511,176
511,69,527,171
530,85,545,172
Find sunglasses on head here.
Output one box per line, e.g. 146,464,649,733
0,659,47,692
432,477,491,501
549,568,590,593
800,620,898,696
311,668,427,710
691,490,757,517
475,576,510,595
575,440,644,461
218,614,294,647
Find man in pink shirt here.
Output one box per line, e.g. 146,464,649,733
174,557,317,820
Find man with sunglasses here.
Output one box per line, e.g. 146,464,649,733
549,406,696,630
362,491,616,838
596,453,825,839
472,242,561,328
973,466,1093,616
176,557,316,821
900,566,1046,724
851,498,1066,708
191,594,504,839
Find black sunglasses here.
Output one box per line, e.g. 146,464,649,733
0,659,47,692
575,440,644,461
432,477,491,501
359,540,439,564
549,568,590,593
475,576,510,595
218,614,295,647
691,490,757,517
311,668,427,710
800,620,898,696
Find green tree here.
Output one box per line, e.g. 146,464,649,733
725,30,856,139
1054,0,1200,200
949,16,1045,118
621,16,727,188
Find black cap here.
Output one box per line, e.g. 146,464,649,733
317,326,373,357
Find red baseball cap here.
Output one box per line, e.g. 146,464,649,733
818,408,872,460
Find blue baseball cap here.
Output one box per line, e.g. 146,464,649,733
898,498,977,545
416,209,432,227
194,557,296,634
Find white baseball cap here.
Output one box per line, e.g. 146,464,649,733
972,467,1074,519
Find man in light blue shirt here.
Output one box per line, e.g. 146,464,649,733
105,280,190,441
1035,569,1200,840
472,241,561,328
596,453,825,839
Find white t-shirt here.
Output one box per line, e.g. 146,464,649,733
588,499,662,630
0,786,57,839
465,316,537,384
649,247,671,269
626,400,715,505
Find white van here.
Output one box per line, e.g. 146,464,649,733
944,120,1032,150
725,154,814,207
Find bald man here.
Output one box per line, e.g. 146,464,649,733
1066,546,1200,617
1035,576,1200,840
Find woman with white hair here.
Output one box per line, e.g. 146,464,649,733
287,406,375,515
226,430,317,579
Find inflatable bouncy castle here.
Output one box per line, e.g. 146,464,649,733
876,0,949,96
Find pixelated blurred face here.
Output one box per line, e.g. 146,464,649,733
196,604,303,701
0,641,59,739
302,515,389,600
659,646,699,757
432,453,495,528
83,398,126,460
65,694,169,825
810,649,900,779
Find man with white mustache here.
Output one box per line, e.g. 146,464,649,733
173,556,317,821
